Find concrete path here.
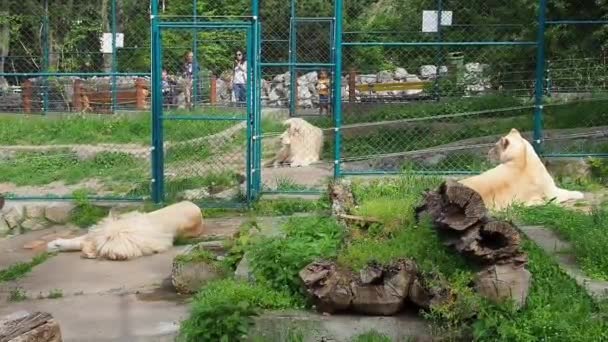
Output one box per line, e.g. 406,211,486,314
520,225,608,300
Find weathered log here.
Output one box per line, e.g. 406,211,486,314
408,272,454,310
328,180,356,217
299,261,353,314
0,311,62,342
474,263,532,309
415,180,487,231
299,259,418,315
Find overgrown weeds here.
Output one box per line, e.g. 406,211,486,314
0,252,53,283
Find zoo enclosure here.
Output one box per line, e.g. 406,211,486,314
0,0,606,205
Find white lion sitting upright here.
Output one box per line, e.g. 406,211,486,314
47,201,205,261
267,117,324,168
458,128,584,211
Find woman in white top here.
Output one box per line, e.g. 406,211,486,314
232,49,247,106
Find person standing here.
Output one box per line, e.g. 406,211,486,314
232,49,247,106
182,51,198,109
316,70,330,115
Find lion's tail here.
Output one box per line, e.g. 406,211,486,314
88,213,174,261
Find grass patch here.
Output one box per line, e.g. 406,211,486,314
47,288,63,299
352,331,393,342
0,151,145,187
70,189,110,228
247,216,345,299
0,252,53,283
0,111,236,145
8,287,27,302
177,279,297,342
507,203,608,280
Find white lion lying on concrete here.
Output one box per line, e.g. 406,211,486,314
266,118,324,168
459,128,584,211
46,201,205,261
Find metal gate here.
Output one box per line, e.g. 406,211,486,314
150,6,261,207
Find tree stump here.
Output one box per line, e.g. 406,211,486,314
328,180,356,217
474,264,532,309
299,259,418,315
415,180,531,309
0,311,62,342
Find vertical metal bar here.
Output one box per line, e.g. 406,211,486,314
333,0,343,179
288,0,296,116
246,25,254,202
434,0,443,101
253,0,262,200
111,0,117,114
42,0,49,114
192,0,198,110
151,0,165,204
533,0,548,153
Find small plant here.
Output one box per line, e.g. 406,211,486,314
352,331,393,342
178,279,296,342
0,252,53,283
247,216,345,299
47,288,63,299
70,189,109,228
8,287,27,302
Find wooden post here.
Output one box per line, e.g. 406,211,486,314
349,68,356,103
135,78,146,110
22,80,32,113
73,79,83,112
210,74,217,105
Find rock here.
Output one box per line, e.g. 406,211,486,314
544,158,591,181
359,74,376,84
3,205,25,229
273,72,287,84
23,239,48,250
474,263,531,309
0,311,62,342
44,204,75,224
377,70,393,83
180,188,210,201
420,65,438,78
439,65,448,75
234,253,254,282
394,68,409,80
171,245,222,295
20,219,48,232
304,71,318,84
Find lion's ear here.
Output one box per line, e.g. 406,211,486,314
509,128,520,135
501,137,510,149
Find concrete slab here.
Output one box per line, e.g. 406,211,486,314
520,225,608,299
0,291,189,342
250,310,431,342
0,246,188,301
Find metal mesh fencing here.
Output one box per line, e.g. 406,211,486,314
541,6,608,157
340,0,539,175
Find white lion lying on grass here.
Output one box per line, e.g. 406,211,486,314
459,128,584,211
266,117,324,168
46,201,205,261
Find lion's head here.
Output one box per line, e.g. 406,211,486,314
488,128,528,165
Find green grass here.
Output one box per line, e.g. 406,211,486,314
346,175,608,341
0,252,53,283
177,279,297,342
352,331,393,342
247,216,346,299
507,203,608,281
0,151,145,187
0,111,238,145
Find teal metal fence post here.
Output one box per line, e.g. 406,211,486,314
111,0,117,114
151,0,165,204
333,0,343,179
252,0,262,200
288,0,297,116
434,0,443,101
42,0,49,114
192,0,198,110
533,0,548,153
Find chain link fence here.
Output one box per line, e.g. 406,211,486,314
1,0,606,204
